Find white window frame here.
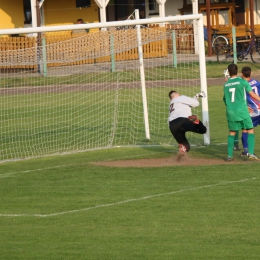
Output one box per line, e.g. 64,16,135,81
148,0,159,14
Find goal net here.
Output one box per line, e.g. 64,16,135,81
0,14,208,162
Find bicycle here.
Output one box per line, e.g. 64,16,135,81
211,28,229,54
217,31,260,63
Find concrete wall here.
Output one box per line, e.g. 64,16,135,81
0,0,99,29
0,0,24,29
165,0,183,17
43,0,99,25
247,0,260,24
0,0,259,30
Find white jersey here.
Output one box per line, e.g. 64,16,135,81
168,95,199,122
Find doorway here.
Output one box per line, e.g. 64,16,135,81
115,0,145,21
235,0,245,25
115,0,129,20
23,0,32,24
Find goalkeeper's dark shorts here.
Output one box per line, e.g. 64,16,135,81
169,117,207,152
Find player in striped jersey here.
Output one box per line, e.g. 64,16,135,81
239,66,260,156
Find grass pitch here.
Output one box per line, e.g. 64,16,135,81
1,62,260,259
1,146,260,259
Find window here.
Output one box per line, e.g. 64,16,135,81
149,0,159,14
23,0,32,24
76,0,91,8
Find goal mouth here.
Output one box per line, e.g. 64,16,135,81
0,15,208,162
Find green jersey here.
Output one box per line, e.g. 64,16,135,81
223,77,252,121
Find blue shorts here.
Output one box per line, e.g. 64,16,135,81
252,115,260,127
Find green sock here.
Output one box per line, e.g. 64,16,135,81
247,133,255,155
234,130,239,146
228,135,235,157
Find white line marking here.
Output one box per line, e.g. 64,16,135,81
0,177,257,218
0,152,157,179
0,165,72,178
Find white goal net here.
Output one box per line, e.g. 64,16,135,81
0,14,208,162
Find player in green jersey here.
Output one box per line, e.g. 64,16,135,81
223,64,260,161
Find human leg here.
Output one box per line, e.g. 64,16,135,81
226,121,239,160
241,130,248,156
169,118,191,152
184,117,207,134
242,118,259,160
194,121,207,134
171,131,190,152
227,119,249,160
247,131,259,160
233,130,240,151
227,131,236,159
247,129,255,155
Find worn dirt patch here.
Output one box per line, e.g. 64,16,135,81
93,152,246,167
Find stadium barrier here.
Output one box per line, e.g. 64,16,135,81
0,36,37,69
0,26,185,69
149,24,194,53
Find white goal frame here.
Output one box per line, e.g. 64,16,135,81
0,14,209,162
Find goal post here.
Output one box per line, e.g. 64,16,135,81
135,9,150,140
197,16,210,146
0,14,209,162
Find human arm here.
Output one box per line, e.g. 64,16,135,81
249,78,260,96
223,96,226,105
180,95,200,108
223,69,229,82
193,91,206,100
248,91,260,101
243,80,260,100
223,85,227,105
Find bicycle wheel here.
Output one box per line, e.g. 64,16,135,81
250,45,260,63
212,35,229,54
217,46,233,63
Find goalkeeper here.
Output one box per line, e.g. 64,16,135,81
168,90,207,153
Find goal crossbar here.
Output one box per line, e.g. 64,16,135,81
0,14,209,162
0,14,203,35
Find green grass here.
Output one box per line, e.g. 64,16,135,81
1,76,260,259
1,60,259,161
1,147,260,259
1,63,199,87
1,61,260,88
0,88,171,160
205,61,260,77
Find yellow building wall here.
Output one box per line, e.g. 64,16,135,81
0,0,24,29
44,0,99,25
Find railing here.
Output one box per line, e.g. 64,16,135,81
0,25,198,70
